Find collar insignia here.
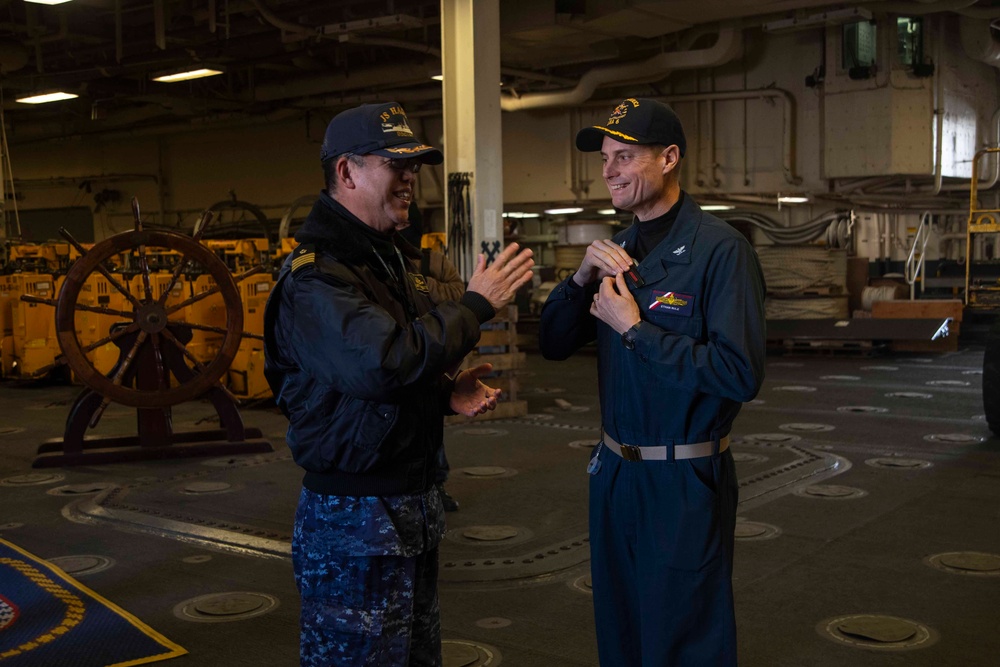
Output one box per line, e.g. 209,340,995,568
672,245,687,256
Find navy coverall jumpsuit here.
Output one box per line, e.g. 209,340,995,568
540,194,766,666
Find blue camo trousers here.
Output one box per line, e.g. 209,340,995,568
294,547,441,666
292,548,441,667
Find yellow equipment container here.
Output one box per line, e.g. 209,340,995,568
9,273,64,378
177,273,226,365
227,274,274,400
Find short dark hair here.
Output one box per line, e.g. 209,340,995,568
324,152,366,194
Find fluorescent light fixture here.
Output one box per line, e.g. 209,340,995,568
502,211,540,219
597,209,618,215
701,204,735,211
24,0,73,5
545,207,584,215
152,68,224,83
777,196,810,204
16,91,78,104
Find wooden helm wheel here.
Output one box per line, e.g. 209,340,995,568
55,229,244,409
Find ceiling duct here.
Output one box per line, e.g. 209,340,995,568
960,15,1000,67
500,24,743,111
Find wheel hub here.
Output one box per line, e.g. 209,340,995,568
137,303,169,333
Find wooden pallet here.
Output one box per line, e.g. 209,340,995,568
445,306,527,423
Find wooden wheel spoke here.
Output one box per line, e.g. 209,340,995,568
21,294,134,319
110,330,148,388
59,228,144,310
131,197,154,301
150,332,167,390
156,254,195,308
82,323,140,353
170,321,230,337
165,284,222,315
160,327,208,372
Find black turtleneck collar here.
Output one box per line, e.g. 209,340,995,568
633,191,684,262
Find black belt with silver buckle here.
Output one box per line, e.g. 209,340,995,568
603,433,730,462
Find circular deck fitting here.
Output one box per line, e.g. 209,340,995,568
837,406,889,414
885,391,933,399
463,525,520,542
860,365,898,371
460,428,508,437
180,481,234,495
520,413,555,421
910,358,934,363
47,482,115,496
544,405,590,413
734,519,780,541
571,574,594,595
772,385,817,392
521,386,565,395
818,614,938,651
926,551,1000,576
48,555,114,576
779,423,835,433
866,457,933,470
182,555,213,564
0,522,23,530
0,427,25,436
441,640,501,666
567,439,598,451
923,433,983,445
820,375,860,381
742,433,802,444
459,466,517,479
447,525,533,548
201,454,268,468
731,452,769,463
476,617,512,629
962,369,983,375
174,592,279,623
794,484,867,500
1,472,65,486
926,380,970,387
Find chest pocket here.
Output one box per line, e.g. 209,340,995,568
640,288,704,339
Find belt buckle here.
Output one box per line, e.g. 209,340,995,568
619,444,642,462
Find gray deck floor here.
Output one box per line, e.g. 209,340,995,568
1,347,997,666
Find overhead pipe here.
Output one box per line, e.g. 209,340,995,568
499,24,743,112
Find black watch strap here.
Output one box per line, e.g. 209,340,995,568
621,322,641,350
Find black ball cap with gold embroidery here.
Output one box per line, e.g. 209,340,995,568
576,97,686,157
320,101,444,165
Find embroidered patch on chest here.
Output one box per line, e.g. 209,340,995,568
648,291,694,316
409,273,430,293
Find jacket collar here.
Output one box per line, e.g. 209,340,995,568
619,193,703,285
294,190,420,264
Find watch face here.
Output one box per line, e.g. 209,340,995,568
622,326,637,350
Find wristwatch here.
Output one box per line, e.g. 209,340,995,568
621,322,642,350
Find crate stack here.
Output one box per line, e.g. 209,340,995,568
445,305,527,423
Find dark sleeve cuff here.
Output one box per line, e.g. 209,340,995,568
460,291,496,324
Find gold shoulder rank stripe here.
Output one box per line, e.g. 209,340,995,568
292,252,315,272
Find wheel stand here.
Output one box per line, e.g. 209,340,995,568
34,326,273,468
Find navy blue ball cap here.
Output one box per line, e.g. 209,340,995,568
576,97,686,157
320,102,443,165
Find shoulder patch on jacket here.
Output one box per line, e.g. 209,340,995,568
291,244,316,274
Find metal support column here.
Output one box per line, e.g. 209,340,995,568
440,0,502,279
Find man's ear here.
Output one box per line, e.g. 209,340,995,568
661,145,681,176
336,156,357,190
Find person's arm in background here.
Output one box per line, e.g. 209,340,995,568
423,249,466,303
